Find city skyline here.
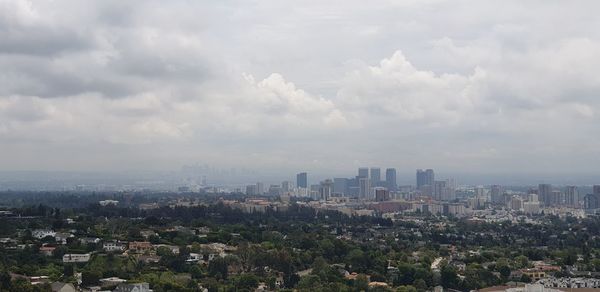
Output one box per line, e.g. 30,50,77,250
3,2,600,291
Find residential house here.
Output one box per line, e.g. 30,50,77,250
50,282,77,292
39,245,56,256
128,241,153,253
54,232,74,245
114,282,153,292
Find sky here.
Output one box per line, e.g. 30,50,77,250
1,0,600,178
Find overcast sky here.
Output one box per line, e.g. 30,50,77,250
1,0,600,177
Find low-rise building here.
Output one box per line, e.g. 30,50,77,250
128,241,153,253
50,282,77,292
39,245,56,256
99,277,127,287
114,282,153,292
32,229,56,239
62,253,91,263
103,241,126,252
99,200,119,206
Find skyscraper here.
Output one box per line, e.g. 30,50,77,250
490,185,504,204
333,178,349,196
584,193,600,210
319,179,333,201
358,167,369,178
375,188,390,202
370,167,381,185
433,180,446,201
416,169,434,190
538,184,552,206
256,182,264,195
359,177,371,200
246,184,258,196
385,168,397,191
588,185,600,210
296,172,307,189
432,180,456,201
565,186,578,207
281,181,292,193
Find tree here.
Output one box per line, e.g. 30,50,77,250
63,264,74,278
347,249,366,271
562,250,577,266
413,279,427,292
202,278,220,292
590,259,600,272
396,285,418,292
462,264,499,290
394,263,416,286
498,265,511,279
441,265,460,289
515,255,529,268
297,275,321,290
82,269,102,286
520,274,532,283
0,271,11,290
190,265,203,279
236,273,259,291
354,274,369,292
208,257,228,280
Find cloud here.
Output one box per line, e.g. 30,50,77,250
337,50,482,125
0,0,600,175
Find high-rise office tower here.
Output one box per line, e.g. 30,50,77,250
319,179,333,201
281,181,292,193
348,177,359,198
385,168,397,191
246,185,258,196
296,172,308,189
538,184,552,206
268,185,282,196
370,167,381,185
359,177,371,200
416,169,434,190
310,184,320,200
442,180,456,201
416,169,426,189
551,190,563,206
375,188,390,202
433,180,446,201
256,182,264,195
358,167,369,178
333,178,349,196
584,193,600,210
490,185,504,204
431,179,455,201
586,185,600,210
565,186,578,207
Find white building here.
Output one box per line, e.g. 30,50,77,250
99,200,119,206
32,229,56,239
103,241,126,252
62,253,91,263
523,201,541,214
114,283,153,292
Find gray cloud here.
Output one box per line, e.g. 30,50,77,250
1,0,600,177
